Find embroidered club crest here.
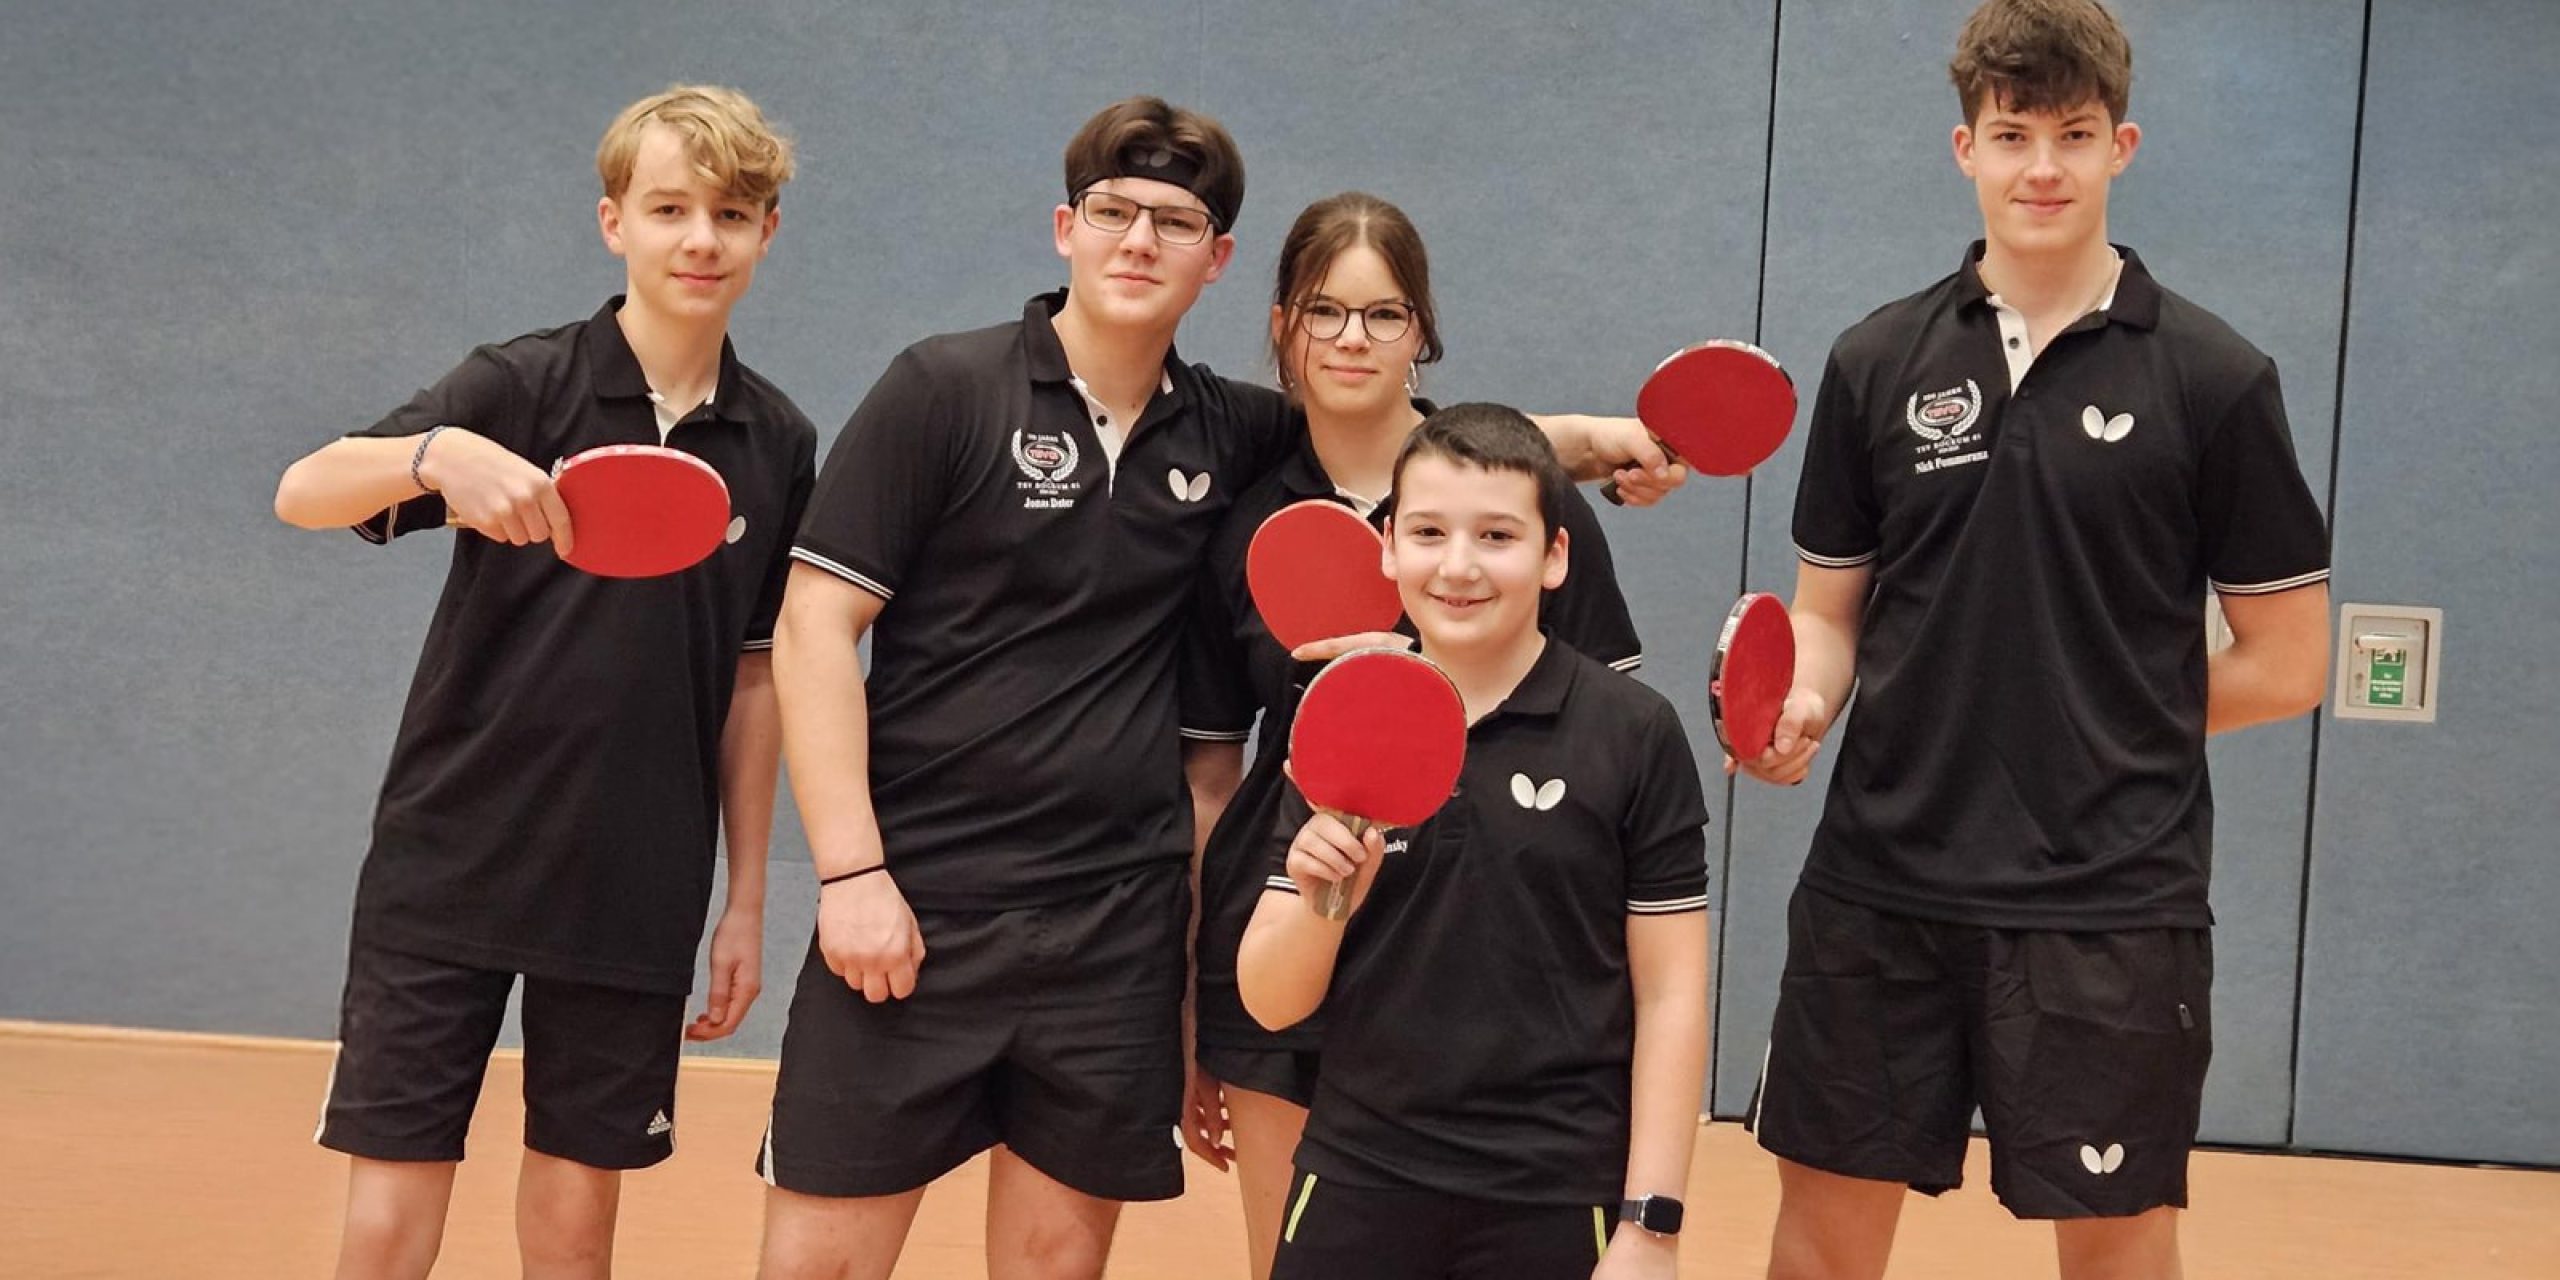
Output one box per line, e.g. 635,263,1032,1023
1905,380,1983,443
1013,429,1081,484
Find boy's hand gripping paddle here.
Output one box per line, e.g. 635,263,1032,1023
448,443,731,579
1287,648,1468,921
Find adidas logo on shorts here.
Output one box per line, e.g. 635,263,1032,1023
646,1110,674,1137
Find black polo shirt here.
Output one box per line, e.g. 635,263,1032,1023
1182,424,1645,1048
345,298,818,993
792,291,1294,911
1792,244,2330,931
1266,639,1710,1206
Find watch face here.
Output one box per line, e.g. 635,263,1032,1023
1627,1195,1684,1234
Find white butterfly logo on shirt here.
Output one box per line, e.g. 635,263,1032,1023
1167,469,1213,502
2081,405,2135,443
1509,774,1567,811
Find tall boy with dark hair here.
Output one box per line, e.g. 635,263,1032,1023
1737,4,2332,1277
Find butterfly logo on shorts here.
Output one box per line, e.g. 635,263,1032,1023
2078,1142,2127,1175
1167,469,1213,503
1509,774,1567,811
2081,405,2135,443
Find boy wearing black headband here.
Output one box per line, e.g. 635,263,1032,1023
758,96,1685,1280
762,99,1264,1280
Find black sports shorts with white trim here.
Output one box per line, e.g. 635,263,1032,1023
316,938,687,1169
760,863,1188,1201
1751,884,2213,1219
1269,1167,1616,1280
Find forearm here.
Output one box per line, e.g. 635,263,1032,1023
1530,412,1631,482
274,434,437,529
773,583,887,879
1622,921,1709,1203
1790,560,1869,718
1235,893,1343,1031
1184,741,1243,879
717,654,781,914
1182,743,1244,980
1793,611,1860,717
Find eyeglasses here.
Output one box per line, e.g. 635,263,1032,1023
1298,298,1416,344
1073,190,1219,246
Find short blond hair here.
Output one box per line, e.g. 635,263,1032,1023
597,84,796,212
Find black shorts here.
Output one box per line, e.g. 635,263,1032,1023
761,864,1188,1202
1197,1042,1322,1110
1750,885,2213,1219
1269,1167,1614,1280
316,938,687,1170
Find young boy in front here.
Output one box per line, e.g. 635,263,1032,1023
1735,3,2334,1277
1237,403,1712,1280
273,85,815,1279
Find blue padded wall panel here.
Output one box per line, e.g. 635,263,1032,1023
2293,0,2560,1165
0,0,1208,1051
1192,0,1779,1100
0,0,1780,1064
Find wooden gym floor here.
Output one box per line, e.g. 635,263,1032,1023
3,1021,2553,1278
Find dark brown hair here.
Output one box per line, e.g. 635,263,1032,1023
1386,403,1571,546
1061,96,1246,231
1268,192,1446,395
1949,0,2133,124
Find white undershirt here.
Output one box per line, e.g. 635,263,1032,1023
645,383,715,444
1067,370,1175,484
1984,252,2123,392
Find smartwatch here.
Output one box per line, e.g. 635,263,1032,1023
1619,1194,1684,1236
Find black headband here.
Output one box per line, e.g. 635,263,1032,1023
1077,144,1235,232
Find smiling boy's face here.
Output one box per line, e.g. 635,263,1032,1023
1384,454,1567,660
599,123,779,324
1953,100,2139,260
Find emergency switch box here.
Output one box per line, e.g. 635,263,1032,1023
2334,603,2443,723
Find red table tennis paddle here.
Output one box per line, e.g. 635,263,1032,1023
1602,339,1798,504
1709,592,1796,761
448,444,731,579
1287,648,1468,920
1246,499,1404,651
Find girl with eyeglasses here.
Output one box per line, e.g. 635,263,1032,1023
1178,191,1649,1280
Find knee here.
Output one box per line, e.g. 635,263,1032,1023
1765,1230,1839,1280
518,1194,616,1267
2054,1206,2182,1280
517,1164,619,1269
337,1202,442,1279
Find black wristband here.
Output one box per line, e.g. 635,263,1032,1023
817,863,888,888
